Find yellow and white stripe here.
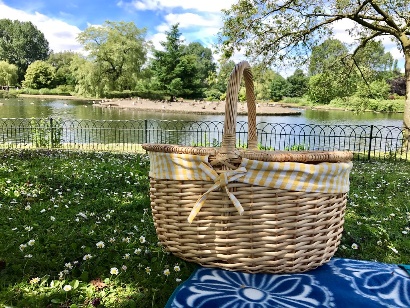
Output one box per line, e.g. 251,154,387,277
148,152,352,222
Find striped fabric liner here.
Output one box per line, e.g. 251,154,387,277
148,152,352,194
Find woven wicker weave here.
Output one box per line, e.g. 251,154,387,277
142,61,352,273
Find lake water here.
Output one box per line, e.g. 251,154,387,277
0,97,404,127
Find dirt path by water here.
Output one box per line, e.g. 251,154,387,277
18,94,302,116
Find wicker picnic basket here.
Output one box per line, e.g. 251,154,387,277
142,61,353,273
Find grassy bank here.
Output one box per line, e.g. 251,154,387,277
0,150,409,307
281,96,405,113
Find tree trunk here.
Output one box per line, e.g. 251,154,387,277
403,48,410,151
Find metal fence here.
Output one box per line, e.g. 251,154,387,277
1,117,409,160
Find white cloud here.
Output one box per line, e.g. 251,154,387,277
162,13,222,29
148,32,167,50
0,2,83,53
331,19,357,44
127,0,236,13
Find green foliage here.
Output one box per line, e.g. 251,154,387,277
183,42,216,89
76,21,149,95
30,118,63,148
281,96,309,105
210,60,236,96
0,90,17,98
0,19,50,82
150,24,184,101
0,150,196,307
270,73,289,101
286,69,308,97
70,55,105,98
353,41,398,80
253,68,277,100
307,72,355,104
47,51,78,87
0,60,18,86
285,143,309,151
355,79,391,100
204,88,224,101
219,1,410,128
330,96,404,113
309,39,348,76
150,24,211,100
14,86,73,96
22,61,56,89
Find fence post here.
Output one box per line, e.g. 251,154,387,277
144,119,148,144
367,124,374,160
49,117,54,149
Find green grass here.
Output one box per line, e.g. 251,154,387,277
0,150,409,307
0,150,196,307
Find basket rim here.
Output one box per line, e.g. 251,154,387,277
142,143,352,163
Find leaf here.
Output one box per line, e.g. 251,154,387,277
51,298,62,304
80,271,89,281
72,279,80,289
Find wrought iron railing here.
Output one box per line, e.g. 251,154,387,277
0,118,409,160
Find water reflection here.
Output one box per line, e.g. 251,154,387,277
0,97,404,127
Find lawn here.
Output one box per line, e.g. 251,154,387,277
0,149,409,307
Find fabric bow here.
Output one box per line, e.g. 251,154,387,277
187,163,247,223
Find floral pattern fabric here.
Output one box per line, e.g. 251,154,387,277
166,258,410,308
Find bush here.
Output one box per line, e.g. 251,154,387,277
22,61,55,89
355,80,391,100
0,90,17,98
329,96,405,112
204,89,223,101
14,87,73,96
281,97,309,105
270,74,289,101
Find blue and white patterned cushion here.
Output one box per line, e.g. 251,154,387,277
166,258,410,308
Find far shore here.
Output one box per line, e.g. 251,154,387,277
17,94,302,116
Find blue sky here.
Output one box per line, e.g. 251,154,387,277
0,0,405,73
0,0,237,55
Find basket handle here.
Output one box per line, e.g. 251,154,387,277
220,61,257,156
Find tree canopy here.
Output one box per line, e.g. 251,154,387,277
22,60,55,89
77,21,149,92
150,24,216,100
0,19,50,83
47,51,78,87
0,60,18,86
220,0,410,133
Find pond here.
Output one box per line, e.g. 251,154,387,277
0,97,404,127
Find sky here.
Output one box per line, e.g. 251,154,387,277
0,0,237,55
0,0,405,74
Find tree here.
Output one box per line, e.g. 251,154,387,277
212,59,236,96
287,69,309,98
70,55,105,98
151,24,204,100
47,51,78,87
0,19,50,82
251,68,278,100
77,21,149,93
0,61,18,86
184,42,216,88
308,39,358,102
308,38,395,101
270,73,288,101
309,39,349,76
22,60,55,89
388,76,406,96
220,1,410,141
